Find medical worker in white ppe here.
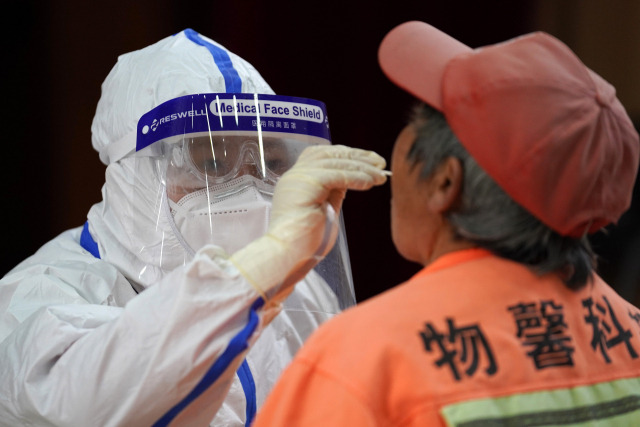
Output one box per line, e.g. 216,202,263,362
0,29,387,426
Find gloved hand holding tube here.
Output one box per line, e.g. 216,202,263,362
230,144,388,303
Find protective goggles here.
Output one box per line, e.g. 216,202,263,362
175,134,311,185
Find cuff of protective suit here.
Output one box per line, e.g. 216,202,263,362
228,233,311,303
191,245,285,327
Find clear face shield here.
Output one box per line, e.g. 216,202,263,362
131,93,355,312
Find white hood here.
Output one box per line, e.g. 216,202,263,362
87,29,275,288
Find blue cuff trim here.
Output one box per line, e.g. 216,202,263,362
182,28,243,93
153,297,265,426
80,221,100,259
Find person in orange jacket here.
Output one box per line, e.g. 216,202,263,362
253,21,640,426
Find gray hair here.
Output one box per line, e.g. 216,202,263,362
407,103,595,289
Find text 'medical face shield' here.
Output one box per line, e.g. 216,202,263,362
130,93,356,312
136,93,331,160
136,93,331,196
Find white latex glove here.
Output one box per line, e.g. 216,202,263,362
229,145,387,303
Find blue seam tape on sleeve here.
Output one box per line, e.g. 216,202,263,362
153,298,265,426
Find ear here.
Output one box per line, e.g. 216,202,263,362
426,157,463,213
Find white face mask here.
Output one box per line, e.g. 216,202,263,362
169,177,273,256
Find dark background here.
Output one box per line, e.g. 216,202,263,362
4,1,640,304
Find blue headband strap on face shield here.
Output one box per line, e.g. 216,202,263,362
135,93,331,153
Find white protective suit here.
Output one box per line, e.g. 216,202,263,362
0,29,360,426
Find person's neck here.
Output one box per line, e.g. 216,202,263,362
420,224,476,267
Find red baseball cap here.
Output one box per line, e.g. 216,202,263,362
379,21,639,237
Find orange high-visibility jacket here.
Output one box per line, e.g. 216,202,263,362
254,249,640,426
